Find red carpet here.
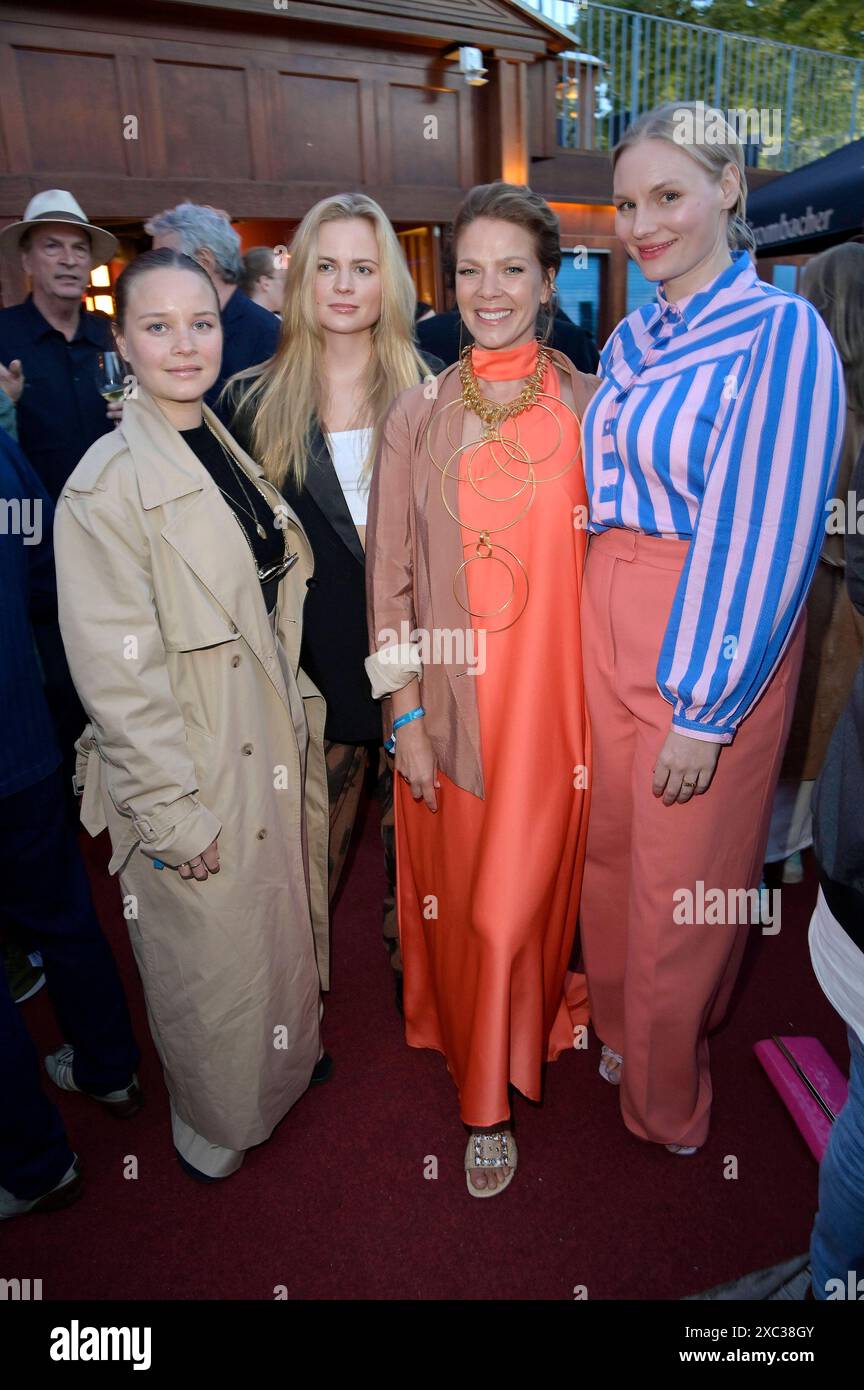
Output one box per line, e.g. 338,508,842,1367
6,797,848,1300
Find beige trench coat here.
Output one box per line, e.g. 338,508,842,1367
53,389,329,1151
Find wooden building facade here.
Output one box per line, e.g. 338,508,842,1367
0,0,780,338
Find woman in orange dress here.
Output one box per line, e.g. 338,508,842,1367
365,183,598,1195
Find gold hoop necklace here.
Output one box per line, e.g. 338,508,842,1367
424,343,582,632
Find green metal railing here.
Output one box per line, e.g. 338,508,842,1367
528,0,863,168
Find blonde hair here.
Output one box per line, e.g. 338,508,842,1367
612,101,755,254
227,193,429,489
801,242,864,417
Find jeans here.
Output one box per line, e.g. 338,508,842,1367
810,1026,864,1299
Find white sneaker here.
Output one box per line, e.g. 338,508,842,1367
45,1045,142,1117
0,1157,82,1220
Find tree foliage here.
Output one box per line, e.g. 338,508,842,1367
619,0,864,59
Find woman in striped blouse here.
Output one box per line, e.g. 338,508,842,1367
580,102,845,1155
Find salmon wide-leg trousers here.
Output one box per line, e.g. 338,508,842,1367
580,529,805,1149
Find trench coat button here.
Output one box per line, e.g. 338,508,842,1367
231,654,241,668
241,742,253,755
256,828,267,840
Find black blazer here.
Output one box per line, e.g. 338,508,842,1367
233,351,444,743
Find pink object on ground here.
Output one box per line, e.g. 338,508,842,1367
754,1035,849,1162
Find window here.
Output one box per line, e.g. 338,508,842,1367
626,258,658,314
771,263,798,293
557,250,604,342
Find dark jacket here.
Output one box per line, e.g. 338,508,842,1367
812,440,864,953
0,295,115,500
0,430,62,797
233,350,444,742
416,308,600,374
208,288,280,421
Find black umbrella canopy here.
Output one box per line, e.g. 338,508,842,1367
747,138,864,252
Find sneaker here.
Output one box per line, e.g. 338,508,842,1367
0,1157,82,1220
45,1044,143,1118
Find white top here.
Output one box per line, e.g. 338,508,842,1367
809,886,864,1046
326,428,373,527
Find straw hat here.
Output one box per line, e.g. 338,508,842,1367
0,189,117,264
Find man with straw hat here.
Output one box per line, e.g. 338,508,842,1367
0,190,119,502
0,192,119,819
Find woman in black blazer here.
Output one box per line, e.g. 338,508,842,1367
229,194,441,1008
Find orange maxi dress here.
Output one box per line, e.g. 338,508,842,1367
394,338,591,1126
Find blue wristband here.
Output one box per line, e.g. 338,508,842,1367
384,705,425,754
393,706,425,732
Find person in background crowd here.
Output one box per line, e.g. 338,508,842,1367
766,243,864,882
808,438,864,1300
54,249,329,1182
366,182,598,1194
0,427,140,1221
0,190,121,812
416,297,599,371
414,299,436,322
146,204,279,420
228,193,442,1012
579,102,844,1156
240,246,287,317
0,190,120,501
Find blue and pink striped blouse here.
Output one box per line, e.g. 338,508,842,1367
583,249,845,744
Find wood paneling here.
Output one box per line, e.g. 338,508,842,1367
388,83,463,187
14,46,125,175
0,1,534,220
0,0,647,233
153,58,252,178
159,0,568,54
273,71,365,183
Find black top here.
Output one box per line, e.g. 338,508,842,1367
179,422,284,613
206,288,280,423
280,446,381,743
0,295,115,501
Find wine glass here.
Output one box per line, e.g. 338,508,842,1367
95,351,126,407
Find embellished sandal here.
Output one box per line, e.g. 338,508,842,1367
465,1131,518,1198
599,1044,623,1085
665,1143,699,1156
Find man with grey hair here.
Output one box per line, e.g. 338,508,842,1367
146,203,279,420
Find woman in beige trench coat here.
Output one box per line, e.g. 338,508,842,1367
53,250,329,1180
